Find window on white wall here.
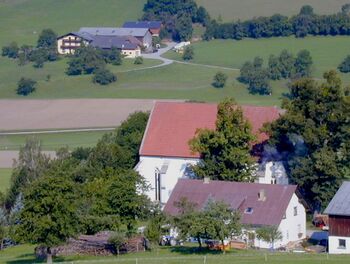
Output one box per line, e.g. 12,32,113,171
339,239,346,249
293,206,298,216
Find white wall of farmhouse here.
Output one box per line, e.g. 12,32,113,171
254,193,306,249
135,155,200,204
57,35,88,55
329,236,350,254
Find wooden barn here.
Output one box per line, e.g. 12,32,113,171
324,181,350,254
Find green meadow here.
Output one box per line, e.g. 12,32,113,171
0,130,109,151
0,57,287,106
165,36,350,83
0,0,146,47
196,0,350,21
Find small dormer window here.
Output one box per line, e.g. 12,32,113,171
245,207,253,214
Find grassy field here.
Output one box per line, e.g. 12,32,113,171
196,0,350,21
0,168,11,193
0,60,288,105
165,36,350,82
0,131,108,151
0,57,161,98
0,0,146,47
1,244,350,264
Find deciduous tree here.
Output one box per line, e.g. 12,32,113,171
256,226,282,249
16,175,79,264
190,98,256,182
265,70,350,209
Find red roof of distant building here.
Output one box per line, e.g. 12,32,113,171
140,102,281,158
164,179,297,226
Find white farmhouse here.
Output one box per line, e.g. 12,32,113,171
324,181,350,254
136,101,287,205
164,178,306,249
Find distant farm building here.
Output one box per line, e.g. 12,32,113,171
324,181,350,254
57,27,152,57
173,41,191,53
123,21,162,37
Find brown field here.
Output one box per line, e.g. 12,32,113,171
0,99,167,131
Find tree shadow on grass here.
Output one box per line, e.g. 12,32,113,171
169,245,223,255
5,256,69,264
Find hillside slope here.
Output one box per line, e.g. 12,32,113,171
0,0,145,46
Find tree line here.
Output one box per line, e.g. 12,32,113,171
203,5,350,40
239,49,313,95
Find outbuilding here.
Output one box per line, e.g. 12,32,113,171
324,181,350,254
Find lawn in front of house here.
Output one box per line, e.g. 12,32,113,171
1,243,350,264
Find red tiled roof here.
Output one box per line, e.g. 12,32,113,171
140,102,281,158
164,179,297,226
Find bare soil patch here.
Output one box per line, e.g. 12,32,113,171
0,99,162,131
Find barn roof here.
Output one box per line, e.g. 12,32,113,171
164,179,297,226
139,102,281,158
79,27,149,37
123,21,161,29
90,35,140,50
324,181,350,216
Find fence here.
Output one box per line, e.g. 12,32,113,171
30,252,349,264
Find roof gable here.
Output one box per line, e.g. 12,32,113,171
164,179,297,226
140,102,281,158
324,181,350,216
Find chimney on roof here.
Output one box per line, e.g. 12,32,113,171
258,189,266,201
203,177,210,184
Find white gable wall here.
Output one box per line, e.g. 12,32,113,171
253,193,306,249
135,155,200,204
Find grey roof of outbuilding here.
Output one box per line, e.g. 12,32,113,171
164,179,297,227
123,21,161,29
78,27,149,37
90,35,139,50
324,181,350,216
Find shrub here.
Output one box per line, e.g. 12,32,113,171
338,55,350,73
182,46,194,61
93,68,116,85
2,42,19,59
134,56,143,65
108,231,126,255
17,78,37,96
212,72,228,88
